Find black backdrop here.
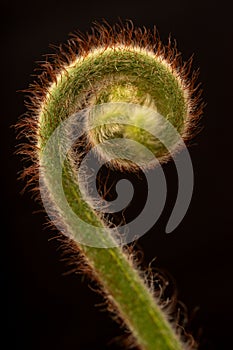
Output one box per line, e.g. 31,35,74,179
3,1,233,349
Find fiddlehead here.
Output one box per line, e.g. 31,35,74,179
17,20,203,350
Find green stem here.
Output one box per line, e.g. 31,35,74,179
83,245,183,349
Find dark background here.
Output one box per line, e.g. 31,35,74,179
3,1,233,349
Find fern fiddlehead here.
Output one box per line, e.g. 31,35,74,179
18,21,202,350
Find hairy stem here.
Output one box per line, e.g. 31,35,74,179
19,21,202,350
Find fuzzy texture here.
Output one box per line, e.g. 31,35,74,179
16,20,203,350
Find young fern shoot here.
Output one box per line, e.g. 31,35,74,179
17,21,202,350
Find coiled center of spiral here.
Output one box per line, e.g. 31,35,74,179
38,46,188,161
